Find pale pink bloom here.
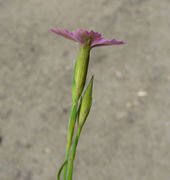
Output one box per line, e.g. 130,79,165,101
51,29,124,48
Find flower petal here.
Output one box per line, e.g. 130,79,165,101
91,38,125,48
50,29,77,42
89,30,102,41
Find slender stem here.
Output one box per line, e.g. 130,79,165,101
62,99,78,180
67,128,81,180
57,160,67,180
63,43,91,180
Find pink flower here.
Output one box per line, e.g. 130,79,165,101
50,29,124,48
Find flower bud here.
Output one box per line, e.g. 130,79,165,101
78,76,93,129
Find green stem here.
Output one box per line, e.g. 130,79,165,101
57,160,67,180
62,99,78,180
67,128,81,180
63,43,91,180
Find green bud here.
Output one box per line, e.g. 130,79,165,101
78,76,94,129
72,41,91,101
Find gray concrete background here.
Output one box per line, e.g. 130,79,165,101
0,0,170,180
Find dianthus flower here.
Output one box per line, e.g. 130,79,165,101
51,28,124,180
50,29,124,48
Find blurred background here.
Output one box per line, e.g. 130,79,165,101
0,0,170,180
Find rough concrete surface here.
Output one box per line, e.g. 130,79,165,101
0,0,170,180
